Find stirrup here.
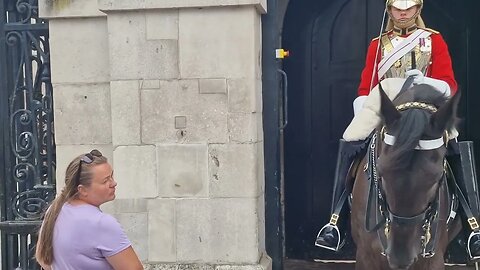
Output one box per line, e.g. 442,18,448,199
467,231,480,260
315,224,341,251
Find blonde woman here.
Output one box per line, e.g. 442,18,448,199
36,150,143,270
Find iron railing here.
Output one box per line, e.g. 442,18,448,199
0,0,56,269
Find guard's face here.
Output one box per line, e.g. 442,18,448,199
390,6,419,22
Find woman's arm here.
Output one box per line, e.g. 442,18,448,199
106,246,143,270
98,213,142,270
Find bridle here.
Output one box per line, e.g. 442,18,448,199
366,101,449,258
382,101,449,150
377,162,445,258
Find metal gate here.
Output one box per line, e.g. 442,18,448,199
0,0,56,269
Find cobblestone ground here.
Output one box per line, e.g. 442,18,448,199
284,260,479,269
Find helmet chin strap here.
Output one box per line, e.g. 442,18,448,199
392,17,417,29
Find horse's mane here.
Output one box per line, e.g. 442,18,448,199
382,84,449,171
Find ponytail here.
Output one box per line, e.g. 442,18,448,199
35,192,67,265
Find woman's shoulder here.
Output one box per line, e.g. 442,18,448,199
61,203,124,235
61,203,105,222
63,202,101,213
97,211,122,230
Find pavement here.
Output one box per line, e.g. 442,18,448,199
284,259,479,269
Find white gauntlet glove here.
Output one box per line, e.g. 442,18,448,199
405,69,451,97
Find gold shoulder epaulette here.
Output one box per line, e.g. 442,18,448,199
420,27,439,34
372,31,391,41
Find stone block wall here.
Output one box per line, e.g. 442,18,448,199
40,0,270,268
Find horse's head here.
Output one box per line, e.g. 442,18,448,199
376,84,460,269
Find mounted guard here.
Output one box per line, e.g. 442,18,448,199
314,0,480,260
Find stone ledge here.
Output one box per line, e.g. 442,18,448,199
39,0,106,19
143,254,272,270
143,253,272,270
98,0,267,14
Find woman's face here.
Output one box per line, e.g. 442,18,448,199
390,5,419,21
79,163,117,207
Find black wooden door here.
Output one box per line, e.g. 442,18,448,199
282,0,479,261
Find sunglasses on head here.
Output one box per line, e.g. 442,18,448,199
76,149,103,184
80,149,103,164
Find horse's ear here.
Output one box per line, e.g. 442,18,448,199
379,83,401,128
430,91,460,134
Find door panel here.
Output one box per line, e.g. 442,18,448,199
283,0,384,260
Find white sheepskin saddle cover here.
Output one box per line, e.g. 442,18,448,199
343,78,458,141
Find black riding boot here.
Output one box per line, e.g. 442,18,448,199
315,139,367,251
448,140,480,259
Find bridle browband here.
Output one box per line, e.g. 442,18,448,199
395,101,438,113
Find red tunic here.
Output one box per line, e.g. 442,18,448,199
358,32,458,96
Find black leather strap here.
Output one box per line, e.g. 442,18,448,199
411,51,416,70
365,133,387,232
447,161,480,232
458,141,480,218
330,189,349,224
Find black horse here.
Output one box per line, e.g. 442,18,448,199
351,84,462,269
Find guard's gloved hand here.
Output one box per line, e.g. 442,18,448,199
405,69,451,97
405,69,424,84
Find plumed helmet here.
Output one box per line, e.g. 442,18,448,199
385,0,425,31
386,0,423,10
